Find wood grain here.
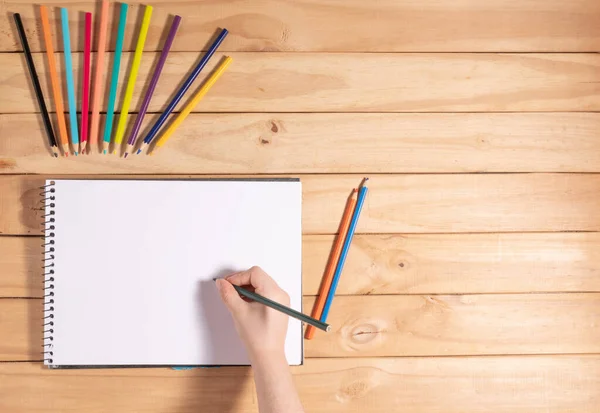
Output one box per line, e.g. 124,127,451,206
2,174,599,236
0,357,599,412
0,356,598,412
3,113,600,173
4,52,600,113
0,299,41,361
3,294,600,360
305,294,600,357
4,233,600,298
303,233,600,295
3,1,600,53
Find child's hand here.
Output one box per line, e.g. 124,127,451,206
216,266,290,362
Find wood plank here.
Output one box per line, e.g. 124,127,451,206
0,237,42,297
0,299,41,361
1,356,599,412
3,294,600,360
3,1,600,53
3,113,600,173
1,174,599,236
3,52,600,113
303,233,600,295
4,233,600,298
306,294,600,357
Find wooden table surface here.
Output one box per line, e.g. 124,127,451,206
1,1,600,412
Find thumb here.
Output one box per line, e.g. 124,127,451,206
216,279,245,313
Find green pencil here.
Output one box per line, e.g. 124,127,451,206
214,279,330,332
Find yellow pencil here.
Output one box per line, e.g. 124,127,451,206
147,56,232,155
113,5,153,155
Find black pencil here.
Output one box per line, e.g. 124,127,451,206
13,13,58,157
215,279,331,332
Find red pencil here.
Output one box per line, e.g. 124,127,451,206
80,12,92,154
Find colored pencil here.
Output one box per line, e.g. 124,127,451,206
214,279,330,332
80,12,92,154
13,13,58,157
89,0,109,153
60,8,79,155
124,15,181,158
102,3,128,155
320,179,369,322
113,5,153,155
148,56,232,155
39,7,69,156
136,28,229,154
305,189,358,340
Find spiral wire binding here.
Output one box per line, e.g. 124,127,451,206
41,181,56,366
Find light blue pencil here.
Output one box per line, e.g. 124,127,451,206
60,8,79,155
102,3,128,154
320,180,369,322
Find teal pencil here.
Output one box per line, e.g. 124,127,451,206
60,8,79,155
102,3,128,154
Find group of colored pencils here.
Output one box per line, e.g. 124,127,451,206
305,178,369,340
13,2,232,158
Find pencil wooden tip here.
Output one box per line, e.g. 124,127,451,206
123,153,128,159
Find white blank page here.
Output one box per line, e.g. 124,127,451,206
45,179,302,367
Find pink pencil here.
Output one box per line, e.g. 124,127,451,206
88,0,109,153
80,12,92,154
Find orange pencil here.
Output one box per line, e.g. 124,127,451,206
305,189,358,340
40,6,69,156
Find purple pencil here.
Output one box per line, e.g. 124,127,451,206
124,15,181,158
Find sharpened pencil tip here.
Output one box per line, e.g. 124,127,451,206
103,150,107,155
53,153,58,158
124,153,128,159
65,152,69,157
136,149,141,155
212,278,217,281
74,151,78,156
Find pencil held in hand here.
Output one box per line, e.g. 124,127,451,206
305,189,357,340
213,267,330,331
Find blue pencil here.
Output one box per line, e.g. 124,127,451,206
136,28,228,154
320,180,369,322
60,8,79,155
102,3,128,154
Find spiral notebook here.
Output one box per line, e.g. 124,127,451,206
42,179,303,368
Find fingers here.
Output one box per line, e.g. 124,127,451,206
226,266,277,292
224,266,290,304
216,279,245,313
